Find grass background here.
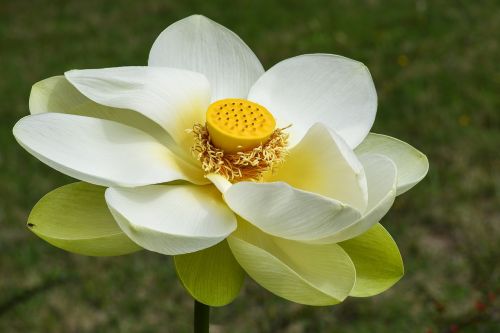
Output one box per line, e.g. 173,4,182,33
0,0,499,332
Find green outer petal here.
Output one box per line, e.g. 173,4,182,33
174,240,245,307
355,133,428,195
28,182,142,256
339,224,404,297
227,220,355,306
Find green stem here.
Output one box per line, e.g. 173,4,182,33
194,300,210,333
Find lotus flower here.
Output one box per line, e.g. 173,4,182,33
14,15,428,306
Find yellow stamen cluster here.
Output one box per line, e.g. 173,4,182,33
190,123,289,182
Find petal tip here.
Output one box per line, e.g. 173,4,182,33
63,69,79,79
12,115,31,140
187,14,210,21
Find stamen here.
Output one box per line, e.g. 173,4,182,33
189,123,290,182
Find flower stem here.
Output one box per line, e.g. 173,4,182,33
194,300,210,333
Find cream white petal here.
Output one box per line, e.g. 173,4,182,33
65,66,211,153
13,113,206,187
227,219,355,305
311,154,397,244
248,54,377,148
105,185,237,255
266,123,368,212
29,75,177,152
355,133,428,195
224,181,361,241
148,15,264,101
206,173,232,193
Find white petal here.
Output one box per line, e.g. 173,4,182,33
29,75,177,152
65,66,211,152
227,219,355,305
355,133,428,195
311,154,397,244
13,113,206,187
266,123,368,212
248,54,377,148
105,185,237,255
206,173,232,193
148,15,264,101
225,181,361,241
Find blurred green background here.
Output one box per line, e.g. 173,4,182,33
1,0,499,332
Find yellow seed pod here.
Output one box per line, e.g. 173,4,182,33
206,99,276,153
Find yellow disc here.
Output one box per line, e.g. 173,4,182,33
206,98,276,153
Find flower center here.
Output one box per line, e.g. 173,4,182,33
206,98,276,153
190,98,289,182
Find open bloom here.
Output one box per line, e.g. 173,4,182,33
14,15,428,306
